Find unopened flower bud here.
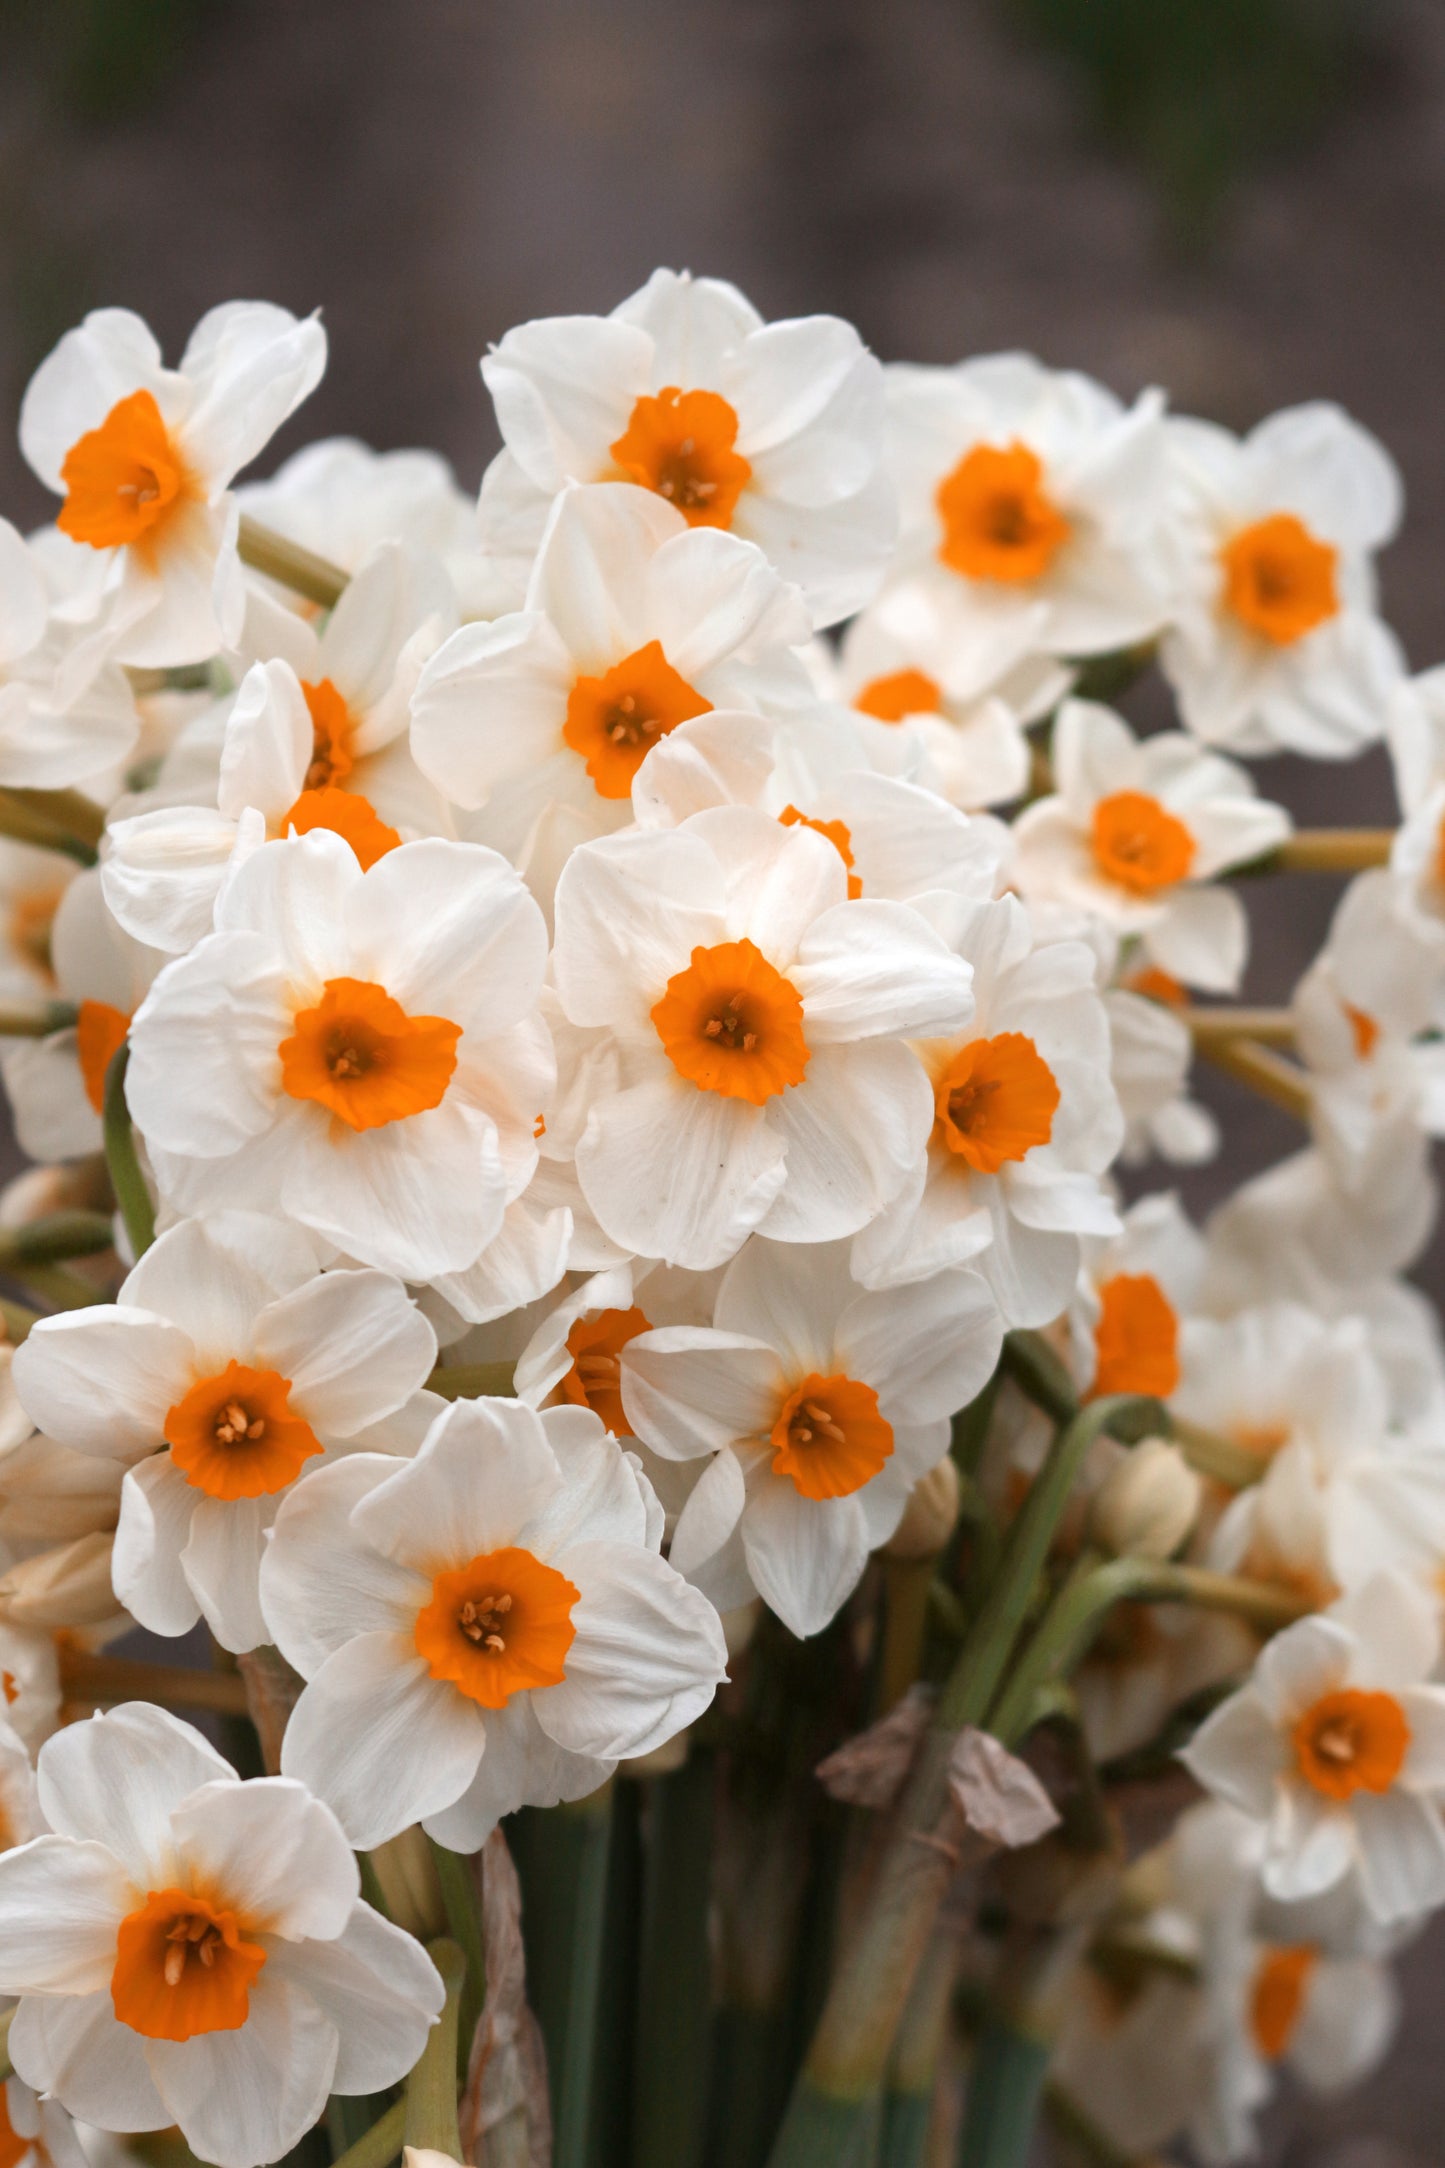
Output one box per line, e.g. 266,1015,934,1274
1089,1437,1200,1562
0,1531,120,1628
883,1457,961,1562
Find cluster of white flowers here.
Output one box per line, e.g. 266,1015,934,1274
0,272,1439,2166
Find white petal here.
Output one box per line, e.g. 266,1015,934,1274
9,1992,169,2133
834,1267,1003,1424
144,1972,336,2168
740,1479,870,1637
577,1071,787,1269
169,1776,357,1941
113,1456,203,1641
1351,1787,1445,1923
37,1703,235,1889
421,1696,606,1851
793,899,974,1042
250,1269,435,1438
620,1329,784,1460
532,1540,728,1758
13,1308,192,1461
181,1496,271,1656
260,1454,428,1675
1178,1687,1288,1818
350,1397,559,1568
0,1837,133,1993
758,1040,931,1243
264,1903,443,2094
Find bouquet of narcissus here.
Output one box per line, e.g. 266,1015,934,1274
0,279,1443,2168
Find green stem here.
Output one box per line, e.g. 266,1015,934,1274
0,788,97,863
554,1789,615,2168
955,2022,1050,2168
0,1211,114,1266
0,1002,77,1037
427,1839,488,2075
878,1555,935,1712
403,1937,465,2156
1002,1330,1261,1490
0,2001,13,2082
425,1360,516,1400
633,1750,716,2168
6,787,106,849
324,2098,405,2168
103,1043,155,1259
0,1297,40,1344
5,1261,108,1310
238,514,348,610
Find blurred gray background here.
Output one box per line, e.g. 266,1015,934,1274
3,3,1445,2159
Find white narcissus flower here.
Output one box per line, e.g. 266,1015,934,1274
549,807,974,1269
835,578,1070,813
0,1703,443,2168
0,870,159,1167
20,306,327,671
1159,405,1404,758
238,437,479,580
125,831,552,1281
882,353,1170,680
1104,982,1219,1167
409,484,813,906
11,1213,436,1653
1011,699,1291,992
104,544,458,955
476,268,893,627
852,895,1124,1327
1067,1190,1204,1404
632,707,1009,906
0,518,138,791
620,1236,1000,1636
1181,1575,1445,1923
261,1397,729,1850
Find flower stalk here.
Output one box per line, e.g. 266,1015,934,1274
403,1938,466,2157
237,513,347,610
102,1044,156,1260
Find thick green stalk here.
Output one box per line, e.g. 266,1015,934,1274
955,2022,1050,2168
0,1210,114,1265
878,1913,966,2168
426,1360,517,1400
632,1750,716,2168
512,1787,616,2168
427,1840,488,2075
103,1044,155,1259
237,515,348,609
3,1262,107,1310
0,2001,13,2081
0,788,97,863
1003,1330,1260,1490
0,1002,77,1037
6,787,107,849
326,2098,405,2168
403,1938,465,2156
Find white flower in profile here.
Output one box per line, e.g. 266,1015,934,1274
476,268,893,626
1104,980,1219,1168
11,1213,437,1653
410,485,814,906
835,574,1070,810
1385,660,1445,816
1181,1574,1445,1923
0,870,159,1167
1159,405,1404,757
0,1703,443,2168
1012,699,1290,992
0,519,139,791
124,831,552,1281
104,543,457,956
632,706,1008,906
883,352,1170,680
1067,1190,1204,1404
20,305,326,669
238,437,478,579
852,894,1123,1327
620,1235,1001,1636
261,1397,728,1850
549,807,974,1269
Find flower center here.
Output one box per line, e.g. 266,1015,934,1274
1292,1688,1410,1800
932,1032,1059,1172
279,975,461,1131
281,785,401,870
300,677,357,790
563,639,713,800
768,1372,894,1500
651,937,809,1103
853,669,943,723
936,440,1071,584
111,1888,266,2042
1344,1002,1379,1060
1090,791,1195,896
57,389,195,555
1090,1273,1180,1400
609,386,753,528
414,1546,580,1708
778,804,861,896
76,998,132,1116
1219,514,1339,645
560,1305,652,1437
164,1359,321,1500
1249,1944,1318,2061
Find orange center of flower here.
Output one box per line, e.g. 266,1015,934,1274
279,976,461,1131
610,386,753,529
1292,1688,1410,1801
414,1546,580,1708
1219,514,1339,646
1090,1273,1180,1400
1090,792,1196,896
563,639,713,800
854,669,943,723
76,998,131,1115
1125,964,1187,1007
111,1888,266,2042
300,677,356,790
57,389,196,556
0,2085,24,2168
1344,1003,1380,1060
559,1305,652,1437
933,1033,1060,1173
651,937,809,1103
164,1359,322,1500
936,440,1071,584
281,786,401,870
778,804,862,897
1249,1944,1318,2061
768,1372,894,1500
